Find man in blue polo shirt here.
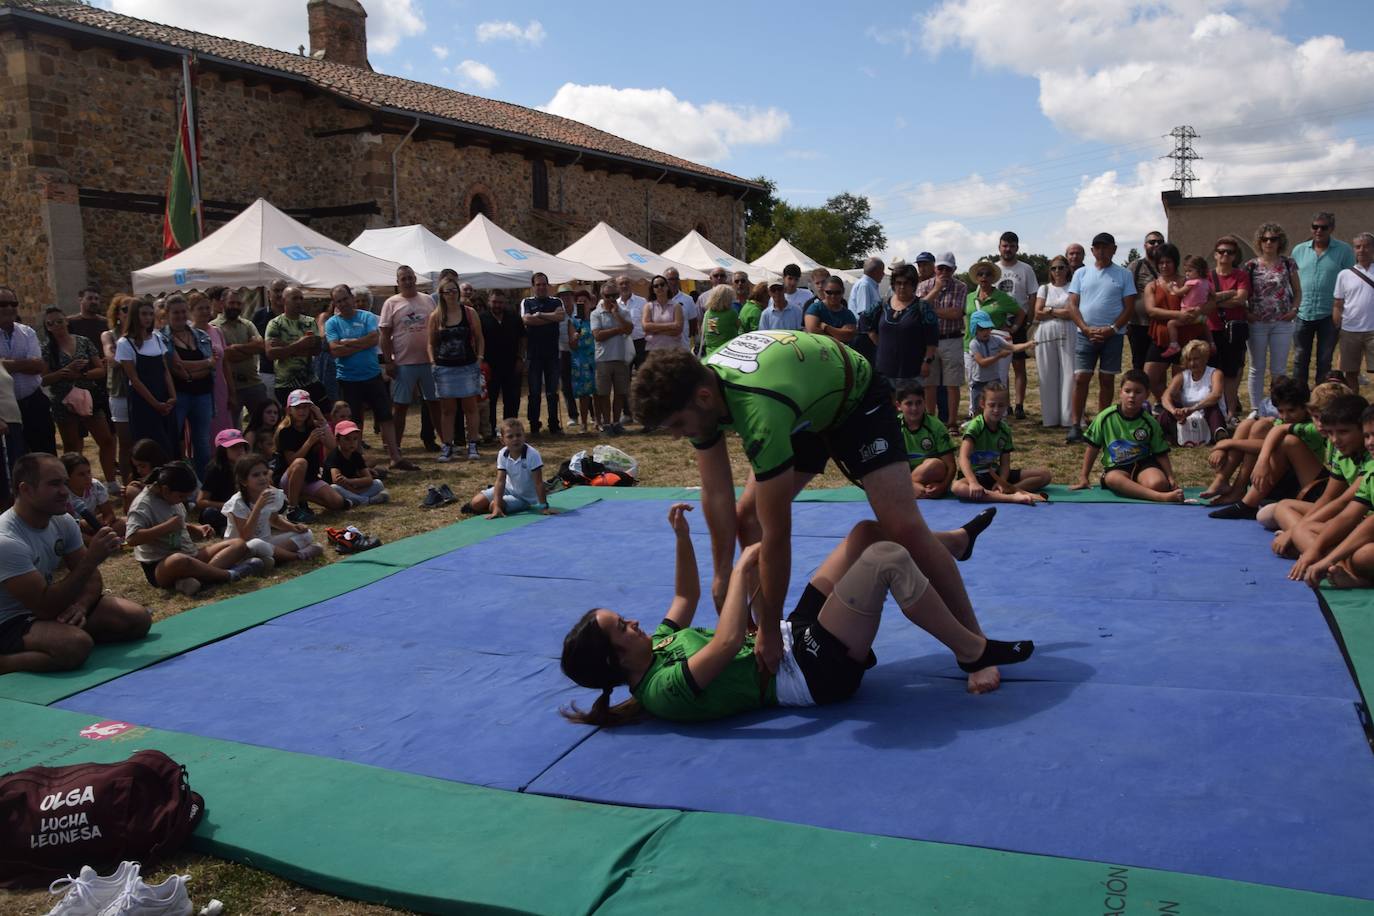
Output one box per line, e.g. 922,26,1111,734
1292,210,1355,386
325,285,413,471
1065,232,1136,443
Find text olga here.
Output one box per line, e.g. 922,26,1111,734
39,785,95,811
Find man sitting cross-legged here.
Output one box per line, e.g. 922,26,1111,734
0,453,150,674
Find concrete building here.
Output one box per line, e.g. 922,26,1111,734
0,0,760,317
1162,187,1374,263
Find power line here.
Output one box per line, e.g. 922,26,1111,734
1164,126,1202,197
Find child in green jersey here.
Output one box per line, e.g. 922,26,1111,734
1071,369,1180,502
1273,394,1372,572
559,503,1033,725
952,382,1050,504
1290,405,1374,587
897,385,955,499
1210,378,1343,520
1204,375,1309,509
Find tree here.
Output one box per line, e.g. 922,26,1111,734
977,252,1053,285
1123,247,1141,265
743,176,780,231
743,182,886,268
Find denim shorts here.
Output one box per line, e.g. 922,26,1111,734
391,363,437,404
1074,331,1124,375
434,362,481,399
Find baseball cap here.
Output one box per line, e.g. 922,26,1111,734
971,310,995,330
214,429,248,449
286,389,313,408
768,279,785,289
334,420,361,437
935,251,957,269
1091,232,1116,247
915,252,936,264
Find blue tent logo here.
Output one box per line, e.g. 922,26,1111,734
503,248,530,261
627,253,649,264
715,257,734,267
280,246,313,261
174,269,186,284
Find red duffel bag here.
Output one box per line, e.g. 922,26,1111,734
0,749,205,888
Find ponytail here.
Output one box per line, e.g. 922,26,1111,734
559,609,644,727
148,461,197,494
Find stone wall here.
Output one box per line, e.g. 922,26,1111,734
0,26,743,316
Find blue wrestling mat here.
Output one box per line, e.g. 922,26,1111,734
53,498,1374,901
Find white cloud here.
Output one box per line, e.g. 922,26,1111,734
541,84,791,164
106,0,424,56
476,19,546,46
909,174,1029,218
882,221,1002,275
453,60,498,91
431,45,449,60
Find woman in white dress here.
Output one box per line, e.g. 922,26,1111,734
1033,255,1076,427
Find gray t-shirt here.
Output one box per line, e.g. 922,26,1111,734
970,335,1011,383
0,508,83,627
125,488,194,563
589,305,634,363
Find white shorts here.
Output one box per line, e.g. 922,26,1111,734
109,396,129,424
774,621,816,707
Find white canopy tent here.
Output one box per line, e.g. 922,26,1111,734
660,230,776,283
132,199,402,294
749,237,859,292
558,222,708,282
349,225,531,289
447,213,608,284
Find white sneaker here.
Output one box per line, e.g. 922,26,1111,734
372,488,390,504
45,862,140,916
174,578,201,596
97,873,192,916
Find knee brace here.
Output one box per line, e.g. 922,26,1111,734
832,541,929,617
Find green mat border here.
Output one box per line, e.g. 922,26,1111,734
4,699,1370,915
1317,585,1374,754
0,484,1212,706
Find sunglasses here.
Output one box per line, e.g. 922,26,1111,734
1215,249,1237,256
1050,265,1068,271
976,271,992,279
652,282,667,288
1145,239,1163,245
1259,236,1280,243
824,289,843,296
1313,224,1332,231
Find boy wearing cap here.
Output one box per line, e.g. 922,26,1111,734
630,336,1009,695
968,310,1035,414
759,280,805,331
325,421,389,506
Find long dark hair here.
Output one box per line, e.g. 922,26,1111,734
123,298,156,344
146,461,197,495
234,453,271,503
559,609,644,727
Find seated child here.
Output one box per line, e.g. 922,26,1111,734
325,401,387,479
1071,369,1182,502
243,398,281,456
325,421,390,507
967,310,1035,413
274,389,348,523
61,452,123,541
462,418,554,518
952,382,1050,505
124,462,264,596
1271,394,1372,566
121,437,171,512
1289,404,1374,587
222,454,324,566
897,385,955,499
1209,379,1341,520
1159,255,1213,360
195,429,247,535
1203,375,1307,504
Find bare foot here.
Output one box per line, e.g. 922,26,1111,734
1154,488,1185,503
967,666,1001,694
1328,564,1373,589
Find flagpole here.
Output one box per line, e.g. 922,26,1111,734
180,54,202,239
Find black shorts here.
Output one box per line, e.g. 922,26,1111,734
1271,467,1302,501
787,584,875,705
1101,455,1162,488
975,468,1023,490
338,374,394,423
1011,324,1029,362
0,613,34,655
791,374,908,484
1144,341,1181,366
1208,321,1249,377
140,559,162,588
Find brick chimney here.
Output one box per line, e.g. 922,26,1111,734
307,0,370,70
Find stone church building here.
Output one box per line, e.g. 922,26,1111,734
0,0,758,315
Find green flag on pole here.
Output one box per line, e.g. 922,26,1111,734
162,60,201,257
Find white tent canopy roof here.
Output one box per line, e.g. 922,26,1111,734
558,222,708,282
132,198,402,295
447,213,608,284
750,237,828,274
349,225,531,289
660,230,776,283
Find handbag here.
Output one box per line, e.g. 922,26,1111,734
62,387,93,417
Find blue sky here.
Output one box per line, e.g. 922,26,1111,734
105,0,1374,266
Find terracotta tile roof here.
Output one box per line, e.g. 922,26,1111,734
3,0,756,188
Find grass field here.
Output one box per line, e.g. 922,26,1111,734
2,364,1223,914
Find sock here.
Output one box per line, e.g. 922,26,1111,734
958,508,997,561
958,638,1034,673
227,568,241,583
